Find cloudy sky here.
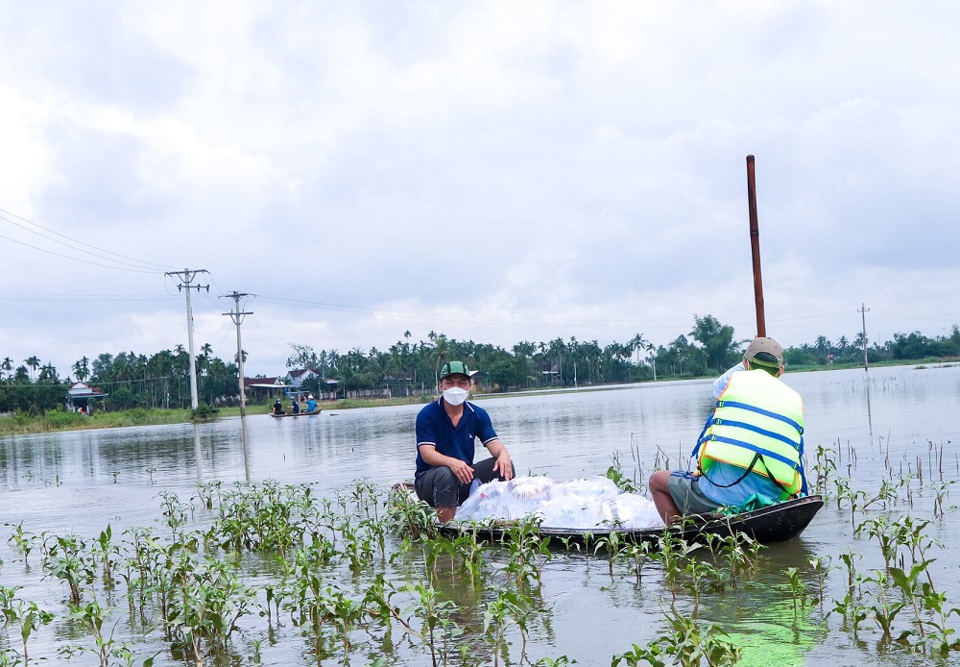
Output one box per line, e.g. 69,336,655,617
1,1,958,379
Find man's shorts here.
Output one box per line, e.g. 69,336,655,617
667,471,723,515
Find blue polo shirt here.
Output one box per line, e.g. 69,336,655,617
415,399,498,478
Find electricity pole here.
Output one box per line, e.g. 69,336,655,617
221,291,253,416
166,268,209,409
859,302,870,372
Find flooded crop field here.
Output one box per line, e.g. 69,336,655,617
1,364,960,666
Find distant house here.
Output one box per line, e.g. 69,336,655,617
66,382,108,414
243,377,291,399
285,368,319,388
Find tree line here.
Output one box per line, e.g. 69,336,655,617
3,315,960,414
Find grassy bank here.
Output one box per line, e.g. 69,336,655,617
0,408,198,436
0,396,435,436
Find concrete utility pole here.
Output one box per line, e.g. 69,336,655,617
221,291,253,416
859,302,870,372
166,268,209,409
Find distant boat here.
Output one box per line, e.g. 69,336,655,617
270,409,321,418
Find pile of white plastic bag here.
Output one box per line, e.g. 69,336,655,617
454,475,665,531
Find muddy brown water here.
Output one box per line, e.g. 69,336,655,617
2,364,960,665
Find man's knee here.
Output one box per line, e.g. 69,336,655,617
649,469,670,492
418,467,459,507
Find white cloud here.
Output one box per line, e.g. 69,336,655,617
1,1,959,379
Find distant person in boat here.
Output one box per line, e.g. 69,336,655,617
650,336,808,523
290,395,301,414
415,360,515,523
273,398,284,415
306,394,318,412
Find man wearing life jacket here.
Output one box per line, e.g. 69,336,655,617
650,336,807,523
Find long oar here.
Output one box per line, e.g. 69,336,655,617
746,155,766,337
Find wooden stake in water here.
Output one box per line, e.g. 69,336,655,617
746,155,766,337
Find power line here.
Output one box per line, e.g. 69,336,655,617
0,292,174,303
0,207,176,272
0,231,161,274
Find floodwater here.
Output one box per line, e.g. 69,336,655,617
2,363,960,665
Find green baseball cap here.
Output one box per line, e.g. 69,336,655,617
439,361,470,380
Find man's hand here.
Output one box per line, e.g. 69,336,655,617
447,457,474,485
494,450,513,481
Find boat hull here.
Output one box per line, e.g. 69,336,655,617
269,409,321,418
436,494,824,546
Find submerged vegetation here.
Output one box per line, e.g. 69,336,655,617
0,440,958,665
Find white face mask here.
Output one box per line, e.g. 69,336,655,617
442,387,469,406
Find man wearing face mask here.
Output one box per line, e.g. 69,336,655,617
415,360,515,523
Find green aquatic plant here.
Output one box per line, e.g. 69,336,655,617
0,585,54,664
700,531,765,586
862,478,899,510
930,479,955,519
157,490,190,541
5,521,33,565
423,529,488,584
782,566,815,616
812,443,838,496
611,610,741,667
808,555,832,607
405,581,467,667
621,539,654,586
166,555,255,662
43,534,95,606
66,601,109,666
606,449,640,494
483,586,532,667
593,525,630,578
92,524,119,588
862,568,907,643
501,514,551,587
386,484,439,541
649,524,700,604
831,549,867,639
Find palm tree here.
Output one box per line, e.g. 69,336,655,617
1,357,12,382
814,336,831,362
38,364,58,384
629,333,648,366
72,356,91,382
433,335,450,386
24,356,40,381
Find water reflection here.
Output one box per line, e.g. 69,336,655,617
241,415,251,482
193,423,203,483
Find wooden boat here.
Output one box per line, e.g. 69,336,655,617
269,409,321,418
434,492,823,547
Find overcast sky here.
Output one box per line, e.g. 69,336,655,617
2,1,958,379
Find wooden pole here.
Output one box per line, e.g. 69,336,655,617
746,155,766,337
